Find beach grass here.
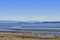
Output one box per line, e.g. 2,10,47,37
0,32,60,40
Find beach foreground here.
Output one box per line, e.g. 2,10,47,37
0,32,60,40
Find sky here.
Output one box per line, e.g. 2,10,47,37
0,0,60,21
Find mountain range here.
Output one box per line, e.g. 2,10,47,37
0,20,60,27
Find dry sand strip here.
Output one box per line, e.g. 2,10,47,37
0,32,60,40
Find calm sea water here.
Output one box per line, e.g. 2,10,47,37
0,28,60,34
0,23,60,34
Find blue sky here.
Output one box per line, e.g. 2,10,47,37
0,0,60,21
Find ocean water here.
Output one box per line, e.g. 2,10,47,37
0,23,60,34
0,28,60,34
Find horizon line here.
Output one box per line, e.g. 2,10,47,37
0,20,60,22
